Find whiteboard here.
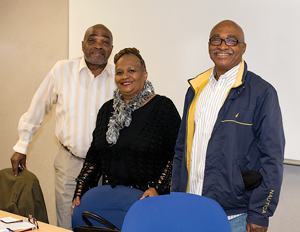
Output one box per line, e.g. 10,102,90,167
69,0,300,164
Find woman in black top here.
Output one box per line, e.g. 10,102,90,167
72,47,181,211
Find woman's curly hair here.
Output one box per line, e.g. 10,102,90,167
114,47,146,71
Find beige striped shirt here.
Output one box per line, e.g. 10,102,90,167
13,57,116,158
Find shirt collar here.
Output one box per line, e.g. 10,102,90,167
210,62,241,84
79,57,113,77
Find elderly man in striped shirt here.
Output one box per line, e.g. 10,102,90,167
10,24,115,230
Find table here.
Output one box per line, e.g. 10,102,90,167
0,210,72,232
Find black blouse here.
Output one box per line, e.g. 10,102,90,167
75,95,181,197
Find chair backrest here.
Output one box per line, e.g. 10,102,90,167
72,185,143,231
0,168,49,223
121,192,232,232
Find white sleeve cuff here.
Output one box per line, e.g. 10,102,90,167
13,140,29,155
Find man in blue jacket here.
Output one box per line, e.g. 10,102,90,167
171,20,285,232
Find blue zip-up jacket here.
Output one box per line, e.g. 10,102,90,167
171,60,285,227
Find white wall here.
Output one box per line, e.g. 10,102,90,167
269,164,300,230
69,0,300,163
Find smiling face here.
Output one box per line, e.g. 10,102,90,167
209,20,246,79
115,54,148,103
82,24,113,68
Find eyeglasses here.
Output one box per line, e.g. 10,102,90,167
28,214,39,229
209,37,244,46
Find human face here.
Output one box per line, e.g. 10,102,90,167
209,21,246,79
82,25,113,67
115,54,148,103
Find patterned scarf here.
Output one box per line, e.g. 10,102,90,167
106,80,155,145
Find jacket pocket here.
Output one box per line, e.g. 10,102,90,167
232,162,245,197
220,161,248,210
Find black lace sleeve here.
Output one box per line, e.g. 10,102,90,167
149,160,173,195
73,162,101,200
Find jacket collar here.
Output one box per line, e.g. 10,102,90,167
188,59,246,90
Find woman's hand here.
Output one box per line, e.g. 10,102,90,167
140,187,159,199
71,196,80,216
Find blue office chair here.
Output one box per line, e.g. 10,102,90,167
72,185,143,231
122,192,232,232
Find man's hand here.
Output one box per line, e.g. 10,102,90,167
140,187,159,199
11,152,27,176
246,221,268,232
